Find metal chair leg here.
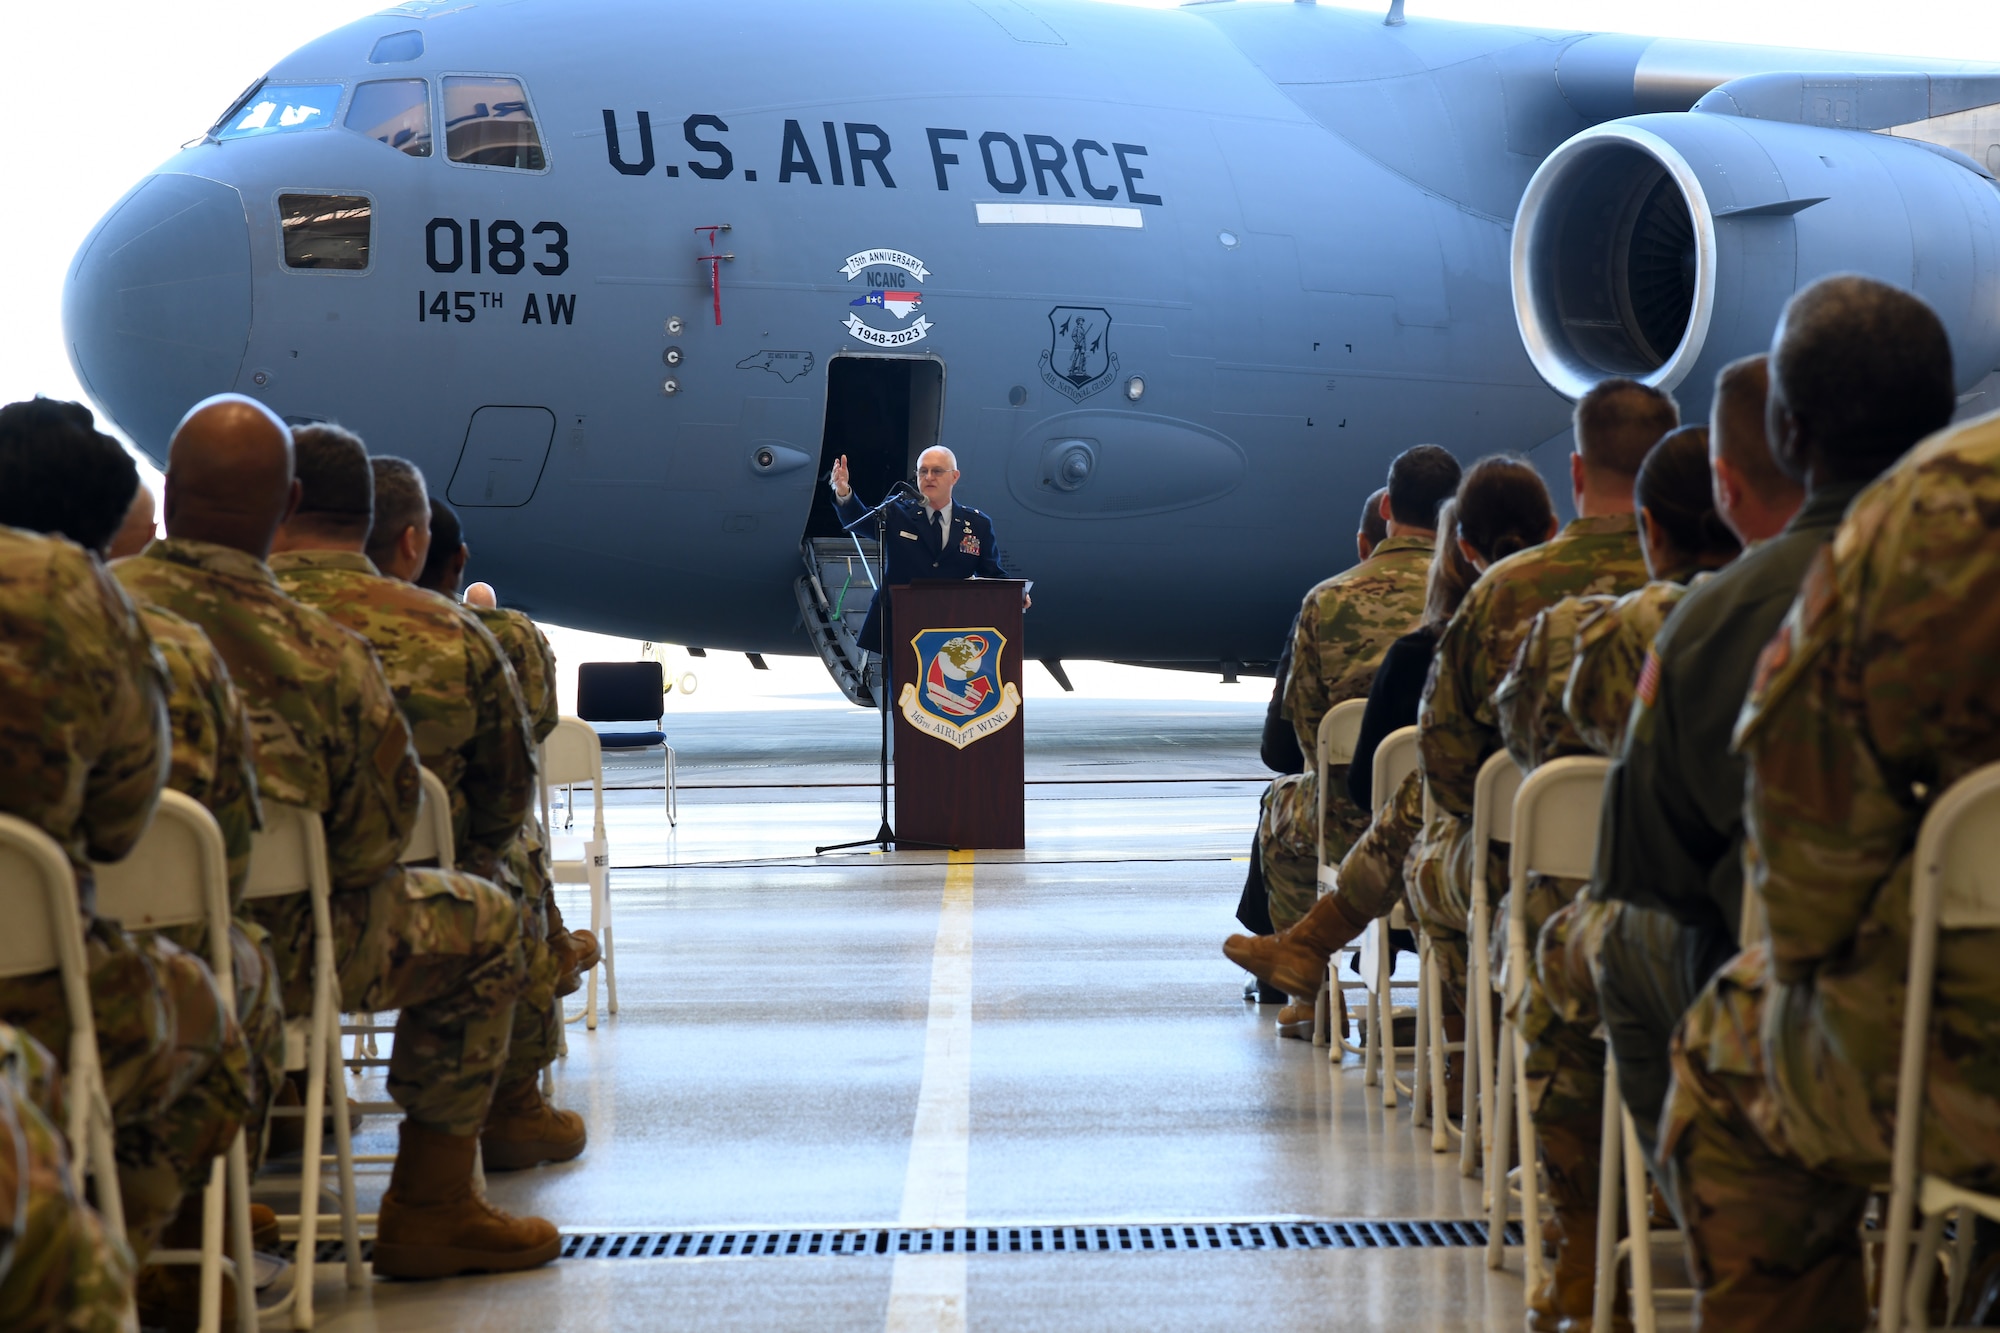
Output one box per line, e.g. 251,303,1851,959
1412,938,1432,1130
1488,1022,1515,1271
1515,1026,1543,1294
1623,1109,1658,1333
1378,921,1398,1109
1593,1047,1624,1333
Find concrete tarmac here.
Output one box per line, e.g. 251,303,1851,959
275,701,1561,1331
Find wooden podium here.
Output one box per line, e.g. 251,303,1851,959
891,579,1027,849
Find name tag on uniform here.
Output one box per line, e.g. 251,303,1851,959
899,531,920,540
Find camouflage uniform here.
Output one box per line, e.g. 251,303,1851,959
1406,514,1647,1000
271,552,554,1084
1496,580,1695,1145
127,602,286,1170
1333,765,1427,924
468,606,557,913
1258,534,1433,929
470,606,567,1060
0,1024,135,1333
116,540,527,1138
0,528,249,1256
270,552,533,883
1664,418,2000,1331
1590,486,1866,1158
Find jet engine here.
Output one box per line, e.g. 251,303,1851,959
1511,105,2000,402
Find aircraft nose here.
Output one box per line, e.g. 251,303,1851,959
63,173,253,461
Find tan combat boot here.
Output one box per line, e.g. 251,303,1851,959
373,1121,561,1279
1277,987,1348,1042
1223,893,1370,999
551,928,601,999
479,1075,587,1171
1525,1122,1630,1333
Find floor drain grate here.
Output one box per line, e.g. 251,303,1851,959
294,1219,1519,1263
552,1219,1519,1260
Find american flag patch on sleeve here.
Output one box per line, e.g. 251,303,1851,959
1635,646,1663,709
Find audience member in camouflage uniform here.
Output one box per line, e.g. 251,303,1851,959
1227,447,1459,1036
19,438,287,1228
1663,279,1976,1331
1227,469,1547,1009
0,1023,135,1333
0,402,253,1264
1484,426,1740,1328
1413,388,1661,1330
271,437,533,882
269,432,581,1172
1302,508,1474,923
114,395,559,1280
1584,356,1824,1168
426,517,602,1003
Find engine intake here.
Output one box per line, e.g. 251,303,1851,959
1513,111,2000,402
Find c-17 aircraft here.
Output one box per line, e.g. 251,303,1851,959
63,0,2000,702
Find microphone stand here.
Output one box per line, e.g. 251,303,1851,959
817,484,954,855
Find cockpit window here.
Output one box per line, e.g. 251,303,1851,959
279,194,371,271
217,84,343,140
442,77,545,170
347,80,431,157
209,78,266,138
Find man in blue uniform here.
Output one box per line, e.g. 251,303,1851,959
830,446,1023,667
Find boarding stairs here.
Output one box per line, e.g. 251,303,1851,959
796,536,882,708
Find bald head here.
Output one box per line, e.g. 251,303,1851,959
163,395,296,557
463,582,497,609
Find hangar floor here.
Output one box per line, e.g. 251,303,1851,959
273,698,1553,1331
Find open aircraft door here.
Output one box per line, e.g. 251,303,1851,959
795,355,946,705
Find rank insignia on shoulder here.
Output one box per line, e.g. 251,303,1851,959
959,531,980,555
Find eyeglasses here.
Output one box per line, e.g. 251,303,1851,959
916,466,952,477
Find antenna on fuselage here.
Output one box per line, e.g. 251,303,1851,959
1385,0,1406,24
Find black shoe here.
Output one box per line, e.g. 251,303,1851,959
1363,1013,1419,1048
1242,977,1288,1005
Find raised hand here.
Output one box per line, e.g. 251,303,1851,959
831,454,851,500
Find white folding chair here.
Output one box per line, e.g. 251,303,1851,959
1468,751,1524,1189
1309,700,1371,1050
544,717,617,1030
1363,727,1465,1148
1879,763,2000,1333
94,793,256,1333
0,816,126,1242
1487,756,1611,1293
1593,847,1749,1333
244,803,360,1330
1355,728,1426,1111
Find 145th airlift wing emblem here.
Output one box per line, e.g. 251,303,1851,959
900,628,1022,749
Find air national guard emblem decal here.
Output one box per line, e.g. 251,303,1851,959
899,628,1022,749
1040,306,1119,402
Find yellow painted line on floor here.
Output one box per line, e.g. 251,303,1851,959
885,849,975,1333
